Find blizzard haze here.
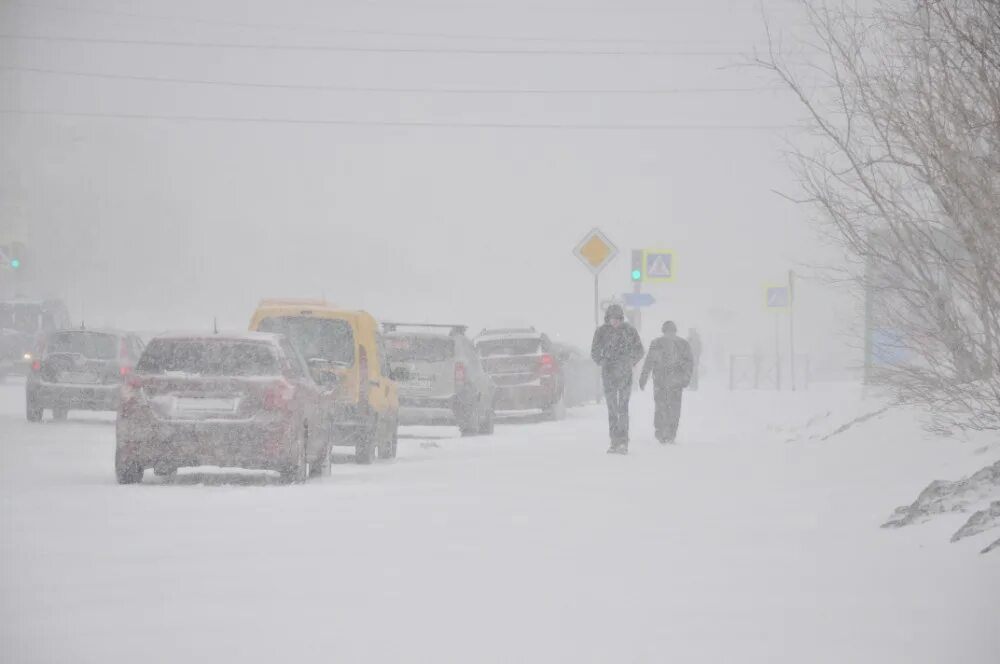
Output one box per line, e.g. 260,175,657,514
1,0,850,362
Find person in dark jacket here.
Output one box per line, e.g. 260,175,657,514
591,304,644,453
639,321,693,444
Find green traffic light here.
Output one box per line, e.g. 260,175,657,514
9,259,20,269
631,269,641,281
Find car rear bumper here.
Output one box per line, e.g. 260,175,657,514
28,382,120,411
494,384,558,411
398,394,458,426
117,415,298,471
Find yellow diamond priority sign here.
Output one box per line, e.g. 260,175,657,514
573,228,619,274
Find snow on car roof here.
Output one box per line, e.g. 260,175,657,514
476,331,544,342
152,330,283,344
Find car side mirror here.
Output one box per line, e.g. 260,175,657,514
390,367,411,382
308,358,340,387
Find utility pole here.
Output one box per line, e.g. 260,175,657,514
789,269,796,391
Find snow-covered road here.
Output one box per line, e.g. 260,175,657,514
1,378,997,663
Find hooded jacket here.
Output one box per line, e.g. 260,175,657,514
591,305,644,382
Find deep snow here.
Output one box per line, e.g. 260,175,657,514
1,378,997,663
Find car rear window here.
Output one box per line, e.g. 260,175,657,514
137,339,279,376
386,335,454,363
256,317,354,366
476,338,542,357
46,331,118,359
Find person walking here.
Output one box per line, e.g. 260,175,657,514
591,304,644,454
687,328,703,390
639,321,694,444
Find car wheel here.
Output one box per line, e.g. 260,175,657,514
280,425,309,483
458,403,481,437
52,407,69,421
355,423,377,465
26,397,43,422
546,393,567,421
478,405,495,435
378,420,398,459
310,441,332,478
115,447,144,485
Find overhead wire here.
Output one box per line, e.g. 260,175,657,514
0,108,799,131
0,65,783,96
8,1,773,47
0,33,750,57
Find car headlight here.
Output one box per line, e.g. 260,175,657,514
23,353,32,361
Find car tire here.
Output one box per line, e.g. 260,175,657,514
52,407,68,421
280,425,309,483
115,447,144,485
545,393,567,421
26,397,43,422
478,405,495,435
355,423,377,465
310,441,332,478
377,420,398,459
458,406,480,437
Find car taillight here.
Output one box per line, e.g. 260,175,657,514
31,360,41,372
540,354,556,373
121,374,144,402
263,380,295,410
454,361,466,385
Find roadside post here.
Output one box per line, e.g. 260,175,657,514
573,228,619,328
766,284,791,390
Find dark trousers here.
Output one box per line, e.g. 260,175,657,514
654,385,684,441
603,374,633,445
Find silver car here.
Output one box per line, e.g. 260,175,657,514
26,327,145,422
384,323,495,436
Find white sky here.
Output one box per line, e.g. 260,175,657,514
0,0,860,372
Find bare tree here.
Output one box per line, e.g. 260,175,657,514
758,0,1000,431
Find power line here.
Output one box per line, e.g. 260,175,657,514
0,108,799,131
9,1,767,47
0,33,749,57
0,65,782,96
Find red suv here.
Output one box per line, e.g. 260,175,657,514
115,332,330,484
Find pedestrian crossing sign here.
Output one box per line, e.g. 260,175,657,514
766,286,791,308
642,250,675,282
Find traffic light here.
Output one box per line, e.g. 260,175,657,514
630,249,643,282
1,242,26,270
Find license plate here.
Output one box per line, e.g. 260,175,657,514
59,372,100,384
175,397,237,413
405,378,434,390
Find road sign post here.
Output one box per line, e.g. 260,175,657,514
788,270,796,390
766,285,791,391
573,228,619,328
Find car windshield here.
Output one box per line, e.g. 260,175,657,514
0,303,43,335
476,338,542,357
137,339,279,376
386,335,454,363
256,317,354,366
46,332,118,359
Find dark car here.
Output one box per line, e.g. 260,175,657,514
0,299,72,380
384,323,495,436
26,328,144,422
115,332,330,484
552,342,603,407
475,328,566,419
